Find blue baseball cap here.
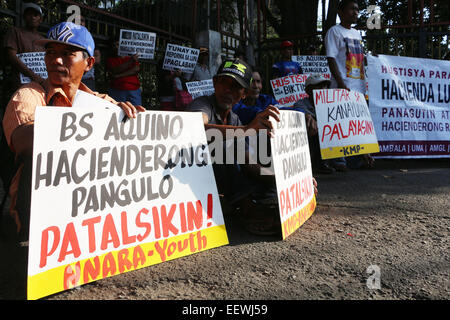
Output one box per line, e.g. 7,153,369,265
36,22,95,56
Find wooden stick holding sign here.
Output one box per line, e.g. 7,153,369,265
314,88,380,159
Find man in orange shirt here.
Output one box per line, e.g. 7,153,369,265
2,22,145,244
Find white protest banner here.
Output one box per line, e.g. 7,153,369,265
314,88,380,159
28,104,228,300
368,54,450,158
17,52,47,84
186,79,215,99
119,29,156,60
269,110,316,239
163,44,199,73
270,74,308,107
292,55,331,78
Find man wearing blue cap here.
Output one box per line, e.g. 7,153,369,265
2,22,145,243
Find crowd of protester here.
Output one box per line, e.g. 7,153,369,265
2,0,382,241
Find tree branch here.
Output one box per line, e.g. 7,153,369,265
261,0,282,35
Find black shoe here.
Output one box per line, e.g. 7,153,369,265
314,163,335,174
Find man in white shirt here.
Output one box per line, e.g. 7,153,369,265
324,0,367,171
325,0,365,95
325,0,375,171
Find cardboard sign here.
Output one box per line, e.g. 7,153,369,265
163,44,199,73
270,110,316,239
28,104,228,299
314,89,380,159
270,74,308,107
186,80,215,99
118,29,156,60
17,52,47,84
368,54,450,158
292,55,331,78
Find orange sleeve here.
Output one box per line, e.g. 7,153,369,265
2,82,46,148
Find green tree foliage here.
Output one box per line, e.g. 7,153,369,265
358,0,449,58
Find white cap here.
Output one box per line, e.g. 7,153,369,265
22,2,43,16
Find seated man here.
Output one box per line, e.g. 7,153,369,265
186,59,284,235
2,22,145,244
232,69,279,125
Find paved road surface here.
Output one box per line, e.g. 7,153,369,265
0,159,449,300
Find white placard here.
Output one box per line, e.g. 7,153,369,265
292,55,331,77
186,79,215,99
17,52,47,84
27,99,228,299
118,29,156,60
269,110,316,239
270,74,308,107
368,54,450,158
163,43,199,73
314,88,379,159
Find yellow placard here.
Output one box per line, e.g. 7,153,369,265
28,225,228,300
320,143,380,160
281,196,316,240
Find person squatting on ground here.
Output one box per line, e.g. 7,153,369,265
187,58,317,235
2,22,145,244
232,69,279,125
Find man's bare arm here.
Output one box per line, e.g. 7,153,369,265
10,122,34,157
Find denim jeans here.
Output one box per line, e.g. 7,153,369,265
108,88,142,106
330,157,347,166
